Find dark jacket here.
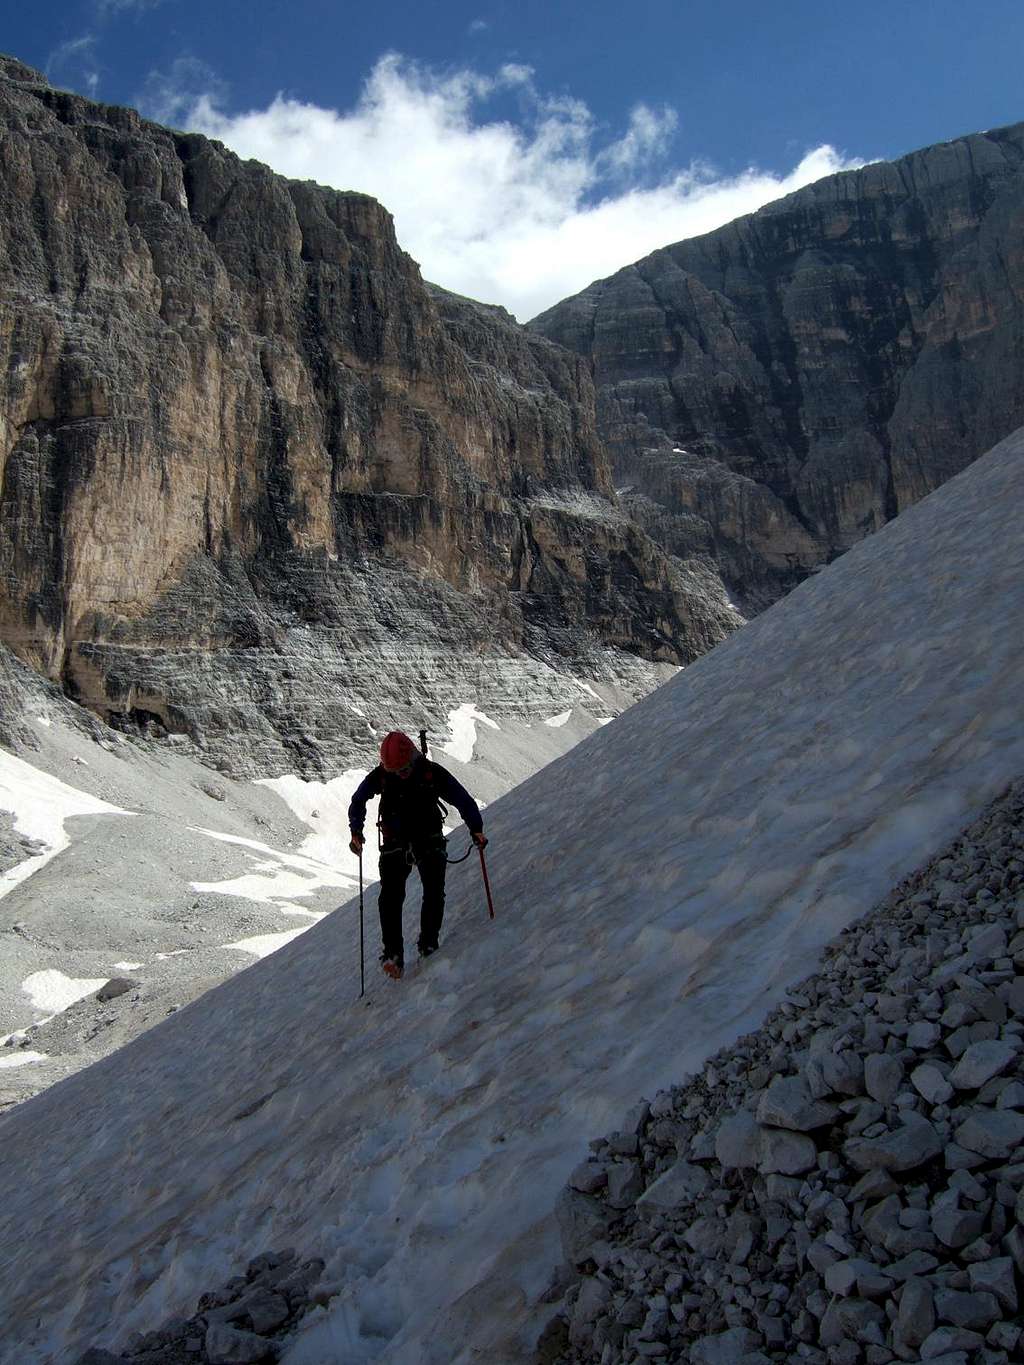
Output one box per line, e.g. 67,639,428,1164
348,757,483,846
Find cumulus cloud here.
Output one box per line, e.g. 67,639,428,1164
141,53,864,320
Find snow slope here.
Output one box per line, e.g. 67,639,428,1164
0,685,625,1103
0,428,1022,1364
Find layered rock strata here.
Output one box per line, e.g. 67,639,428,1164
531,125,1024,613
0,56,737,773
543,778,1024,1365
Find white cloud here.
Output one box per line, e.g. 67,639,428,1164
599,104,679,177
140,53,864,321
46,35,101,95
138,56,228,126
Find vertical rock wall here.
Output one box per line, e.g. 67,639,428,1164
0,57,738,771
531,123,1024,612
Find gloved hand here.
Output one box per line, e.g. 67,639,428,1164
472,831,488,849
350,833,365,855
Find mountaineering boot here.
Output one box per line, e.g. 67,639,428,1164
380,952,404,980
417,939,439,960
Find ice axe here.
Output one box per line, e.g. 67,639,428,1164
477,841,496,920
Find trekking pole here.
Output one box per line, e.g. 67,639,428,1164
358,848,365,999
478,845,496,920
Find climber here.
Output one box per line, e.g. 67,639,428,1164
348,730,487,979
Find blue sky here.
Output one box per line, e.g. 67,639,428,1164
8,1,1024,317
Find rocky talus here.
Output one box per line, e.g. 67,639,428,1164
74,1248,327,1365
531,124,1024,614
541,780,1024,1365
0,55,737,775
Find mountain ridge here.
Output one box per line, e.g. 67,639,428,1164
530,119,1024,613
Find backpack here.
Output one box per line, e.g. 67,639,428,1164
377,760,448,844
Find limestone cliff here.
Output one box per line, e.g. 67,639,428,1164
531,123,1024,612
0,57,738,774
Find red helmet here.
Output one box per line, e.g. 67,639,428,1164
380,731,418,772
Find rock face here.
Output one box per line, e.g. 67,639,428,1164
0,56,738,774
531,123,1024,613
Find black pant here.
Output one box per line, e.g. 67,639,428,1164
377,838,447,963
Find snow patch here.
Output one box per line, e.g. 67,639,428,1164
0,1050,48,1069
21,970,108,1015
439,704,500,764
0,749,131,899
191,827,357,906
544,711,572,728
574,679,603,702
257,770,375,882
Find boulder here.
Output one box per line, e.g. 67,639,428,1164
715,1111,762,1169
893,1276,935,1349
204,1323,274,1364
843,1112,942,1172
756,1075,839,1131
954,1109,1024,1159
637,1158,710,1211
949,1039,1019,1090
95,978,137,1003
758,1127,818,1175
556,1188,615,1266
863,1055,904,1104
